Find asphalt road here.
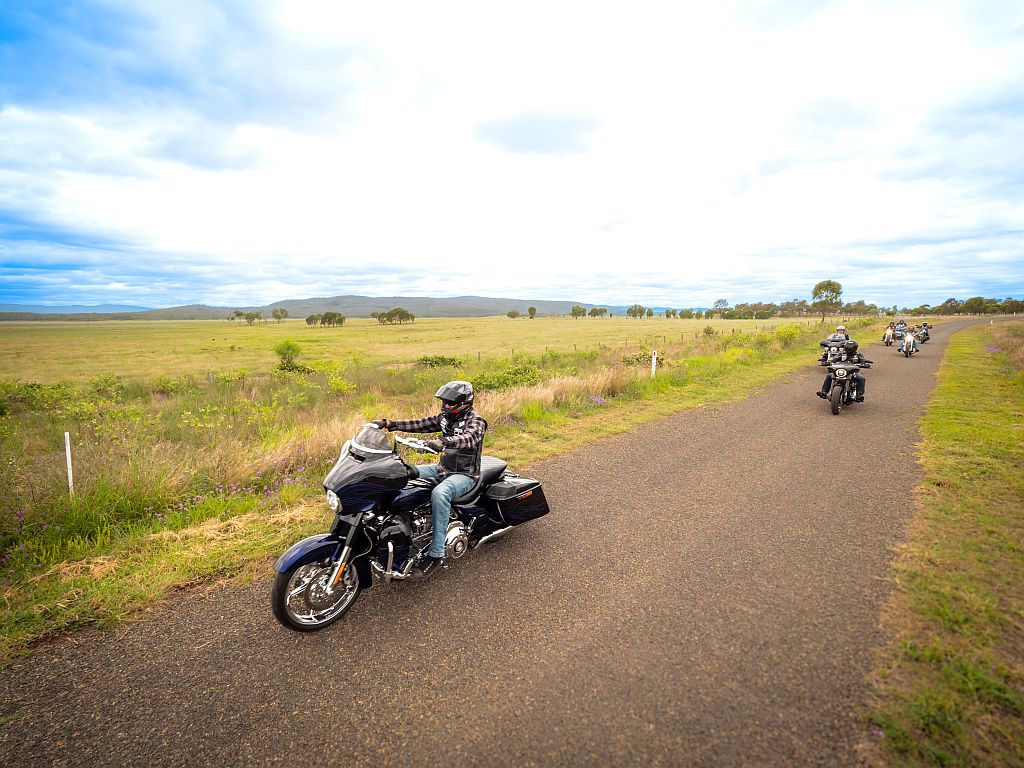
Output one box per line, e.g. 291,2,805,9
0,320,981,767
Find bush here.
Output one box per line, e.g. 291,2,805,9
417,355,460,368
703,325,716,337
774,325,803,346
621,351,653,365
472,364,543,391
89,374,124,399
274,340,311,373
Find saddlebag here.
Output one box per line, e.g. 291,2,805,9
484,476,550,525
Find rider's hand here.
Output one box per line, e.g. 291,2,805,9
424,439,445,452
371,419,390,431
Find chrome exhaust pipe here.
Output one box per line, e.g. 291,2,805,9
477,526,514,546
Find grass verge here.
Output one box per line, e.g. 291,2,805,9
865,321,1024,766
1,319,881,667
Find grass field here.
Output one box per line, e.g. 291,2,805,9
0,315,832,383
867,321,1024,767
0,313,882,664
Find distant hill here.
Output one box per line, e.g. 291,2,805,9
0,296,627,321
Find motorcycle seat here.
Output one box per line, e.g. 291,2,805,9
453,456,508,505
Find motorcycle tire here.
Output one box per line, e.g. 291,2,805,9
829,386,843,415
271,558,362,632
904,348,911,357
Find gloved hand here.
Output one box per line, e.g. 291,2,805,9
424,439,445,453
371,419,390,430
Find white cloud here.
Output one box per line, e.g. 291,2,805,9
1,0,1022,308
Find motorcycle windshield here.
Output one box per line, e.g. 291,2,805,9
323,429,409,511
352,425,393,454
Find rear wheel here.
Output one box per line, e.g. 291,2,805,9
829,385,843,415
271,559,361,631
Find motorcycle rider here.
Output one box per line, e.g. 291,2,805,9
833,324,850,340
817,339,871,401
373,381,486,579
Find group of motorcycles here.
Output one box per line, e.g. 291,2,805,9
819,321,934,415
882,320,930,357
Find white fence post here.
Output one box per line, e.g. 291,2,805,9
651,350,658,378
64,431,74,496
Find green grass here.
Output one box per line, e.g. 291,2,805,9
0,315,842,384
0,314,885,666
867,321,1024,767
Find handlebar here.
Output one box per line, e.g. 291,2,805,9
394,435,440,454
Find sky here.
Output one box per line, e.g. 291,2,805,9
1,0,1022,310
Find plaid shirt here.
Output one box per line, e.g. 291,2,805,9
388,410,487,450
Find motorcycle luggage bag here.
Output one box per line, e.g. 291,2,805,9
484,476,550,525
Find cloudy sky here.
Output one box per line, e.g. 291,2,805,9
1,0,1022,309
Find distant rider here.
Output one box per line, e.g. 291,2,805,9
373,381,487,579
817,339,871,401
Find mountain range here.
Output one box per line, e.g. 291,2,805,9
0,296,628,321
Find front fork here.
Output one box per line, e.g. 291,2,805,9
327,511,364,589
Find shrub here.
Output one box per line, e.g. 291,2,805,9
472,364,542,391
417,355,461,368
89,374,124,399
274,340,311,373
621,351,653,365
213,369,249,385
774,325,803,346
703,325,716,337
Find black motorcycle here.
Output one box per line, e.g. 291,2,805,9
819,340,871,415
271,425,550,631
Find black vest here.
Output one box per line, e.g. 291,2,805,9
438,411,486,477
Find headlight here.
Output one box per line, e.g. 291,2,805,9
835,369,847,378
326,490,340,512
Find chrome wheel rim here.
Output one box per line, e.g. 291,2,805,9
284,562,359,626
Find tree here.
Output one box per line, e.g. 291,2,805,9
678,308,694,319
271,308,288,323
961,296,986,314
528,306,537,319
233,309,244,320
626,304,646,318
646,308,654,318
811,280,843,320
377,307,413,324
570,304,586,319
664,308,672,318
274,339,301,369
305,314,322,326
588,307,607,318
507,309,520,319
244,311,260,326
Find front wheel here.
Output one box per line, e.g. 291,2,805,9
271,559,362,631
904,348,911,357
829,385,843,415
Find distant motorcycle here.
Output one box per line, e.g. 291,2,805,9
882,327,895,346
270,425,551,631
901,333,917,357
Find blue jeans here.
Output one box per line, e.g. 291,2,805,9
415,465,475,558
